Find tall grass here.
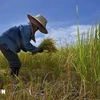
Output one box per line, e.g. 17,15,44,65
0,24,100,99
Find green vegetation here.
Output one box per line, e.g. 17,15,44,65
0,24,100,100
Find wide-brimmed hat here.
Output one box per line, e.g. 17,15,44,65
27,14,48,34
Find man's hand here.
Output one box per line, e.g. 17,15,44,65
11,67,19,76
31,48,44,55
38,48,44,53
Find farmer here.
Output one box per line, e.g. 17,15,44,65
0,14,48,76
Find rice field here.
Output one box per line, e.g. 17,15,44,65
0,24,100,100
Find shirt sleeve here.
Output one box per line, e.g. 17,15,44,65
19,25,38,53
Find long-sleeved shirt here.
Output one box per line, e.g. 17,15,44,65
0,24,38,54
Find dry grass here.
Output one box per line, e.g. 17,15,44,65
0,24,100,99
38,38,57,52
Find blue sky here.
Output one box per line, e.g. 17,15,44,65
0,0,100,45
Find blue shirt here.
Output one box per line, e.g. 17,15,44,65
0,24,38,54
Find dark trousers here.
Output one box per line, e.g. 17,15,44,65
0,44,21,69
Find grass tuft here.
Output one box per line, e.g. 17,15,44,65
38,38,58,52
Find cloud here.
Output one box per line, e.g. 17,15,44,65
33,24,91,47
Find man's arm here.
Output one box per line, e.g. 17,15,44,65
19,25,38,53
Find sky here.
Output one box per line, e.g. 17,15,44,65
0,0,100,46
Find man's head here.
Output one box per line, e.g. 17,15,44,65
27,14,48,34
27,14,48,43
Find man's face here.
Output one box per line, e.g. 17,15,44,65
31,33,36,42
31,23,39,43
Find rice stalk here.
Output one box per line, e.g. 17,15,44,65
38,38,58,52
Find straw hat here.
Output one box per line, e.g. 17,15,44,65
27,14,48,34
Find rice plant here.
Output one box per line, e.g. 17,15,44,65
38,38,57,52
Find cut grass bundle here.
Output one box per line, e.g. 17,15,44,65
38,38,58,52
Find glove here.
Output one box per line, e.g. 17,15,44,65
38,48,44,53
11,67,19,76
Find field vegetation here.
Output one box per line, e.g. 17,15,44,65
0,24,100,100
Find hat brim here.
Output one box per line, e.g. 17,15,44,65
27,14,48,34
